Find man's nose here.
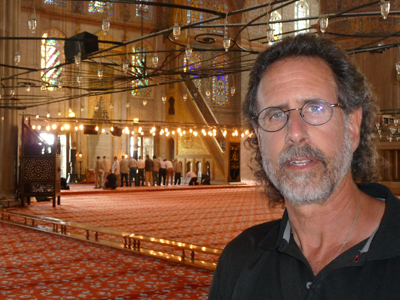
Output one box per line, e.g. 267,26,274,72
285,111,310,145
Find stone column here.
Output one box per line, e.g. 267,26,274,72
0,0,20,199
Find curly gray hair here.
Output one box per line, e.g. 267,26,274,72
243,34,382,205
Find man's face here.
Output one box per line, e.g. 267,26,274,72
255,57,361,205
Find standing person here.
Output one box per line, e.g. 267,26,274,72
94,156,104,189
152,155,160,186
112,156,120,185
136,156,145,186
144,155,154,186
165,159,174,186
128,156,137,187
209,34,395,299
186,171,197,186
173,159,182,185
119,156,129,187
159,157,166,186
102,156,111,185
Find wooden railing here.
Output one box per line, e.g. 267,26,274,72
0,210,222,271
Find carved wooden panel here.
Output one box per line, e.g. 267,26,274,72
23,158,55,181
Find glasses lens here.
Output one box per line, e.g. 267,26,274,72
258,107,287,132
302,99,333,126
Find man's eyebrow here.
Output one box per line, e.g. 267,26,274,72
265,98,320,110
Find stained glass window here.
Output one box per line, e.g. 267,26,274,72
88,1,115,16
183,52,202,91
41,30,65,91
43,0,66,6
213,1,228,34
294,1,309,34
212,55,229,107
132,44,152,97
270,11,282,42
135,0,153,21
187,0,203,25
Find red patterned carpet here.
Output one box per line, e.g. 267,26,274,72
0,185,284,299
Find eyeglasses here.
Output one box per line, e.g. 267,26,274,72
254,99,343,132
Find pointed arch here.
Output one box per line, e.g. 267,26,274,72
213,1,228,34
43,0,66,6
295,1,309,34
88,1,115,16
187,0,203,25
41,28,65,91
135,0,153,20
212,55,229,107
132,42,153,97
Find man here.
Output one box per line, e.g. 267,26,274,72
159,157,166,186
128,156,137,187
136,156,145,186
186,171,197,186
112,156,120,185
173,159,182,185
102,156,111,185
103,172,117,190
165,159,174,186
144,155,154,186
209,34,395,299
119,156,129,187
94,156,103,189
153,155,160,186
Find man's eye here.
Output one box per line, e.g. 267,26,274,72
269,111,285,120
306,105,324,114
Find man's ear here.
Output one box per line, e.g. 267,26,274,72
254,126,261,146
347,107,362,153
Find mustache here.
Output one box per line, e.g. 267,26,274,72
277,144,327,167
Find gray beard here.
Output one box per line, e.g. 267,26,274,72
261,129,353,205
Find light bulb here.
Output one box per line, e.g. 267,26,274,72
75,52,81,65
230,86,236,96
206,90,211,97
319,17,329,33
79,124,83,130
81,105,84,112
152,53,159,67
183,93,188,101
52,124,57,130
126,102,130,108
95,126,99,131
64,124,70,130
46,112,50,118
28,18,37,34
76,76,81,84
266,28,275,42
98,68,103,79
58,78,63,89
95,104,99,111
102,128,105,133
173,22,181,40
41,83,46,91
110,101,114,109
36,114,39,119
58,110,61,116
46,125,50,131
14,52,21,66
162,95,167,103
381,1,390,19
122,62,129,73
223,35,230,52
10,89,15,97
102,18,110,33
396,62,400,75
143,100,147,106
185,46,192,58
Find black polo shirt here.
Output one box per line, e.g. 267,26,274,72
209,183,400,300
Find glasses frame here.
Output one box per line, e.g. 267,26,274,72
254,99,343,132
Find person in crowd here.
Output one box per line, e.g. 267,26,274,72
102,156,111,185
209,34,398,299
144,155,154,186
159,157,166,186
173,159,182,185
119,155,129,187
103,172,117,190
94,156,104,189
186,171,198,186
153,155,160,186
128,156,137,187
112,156,120,185
165,159,174,186
201,173,211,185
136,156,145,186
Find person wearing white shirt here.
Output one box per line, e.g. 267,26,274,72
94,156,104,189
186,171,198,186
165,159,174,185
112,156,120,185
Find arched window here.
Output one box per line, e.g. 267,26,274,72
183,52,202,91
212,55,229,107
187,0,203,25
295,1,309,34
88,1,115,16
135,0,153,20
131,43,153,97
213,1,228,34
270,11,282,41
44,0,66,6
41,29,65,91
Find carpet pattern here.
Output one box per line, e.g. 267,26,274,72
1,186,284,299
